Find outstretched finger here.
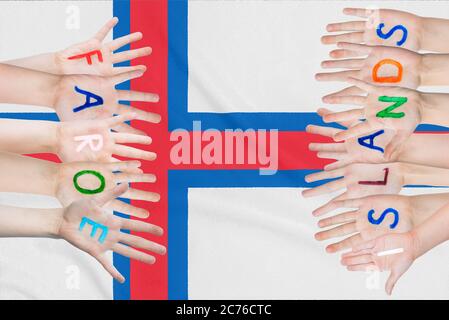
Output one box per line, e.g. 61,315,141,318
313,198,362,216
326,21,366,32
326,233,363,253
114,172,156,184
301,178,346,198
386,269,404,295
308,142,345,153
107,160,142,173
112,144,157,161
337,42,373,54
329,49,364,59
94,17,119,42
318,107,360,129
113,243,156,264
305,168,344,183
108,32,143,51
112,47,152,64
317,151,345,160
94,183,129,206
315,221,357,241
106,113,138,127
96,254,125,283
315,70,359,82
119,218,164,236
347,263,377,271
343,7,373,18
117,90,160,103
347,77,376,92
322,95,366,106
112,123,147,136
321,58,365,70
112,65,147,76
322,108,364,123
306,124,342,138
321,32,364,45
322,86,365,100
318,210,358,228
107,199,150,218
117,105,161,124
324,159,351,171
333,121,379,142
111,132,152,145
112,67,146,85
119,233,166,255
341,253,374,266
123,188,160,202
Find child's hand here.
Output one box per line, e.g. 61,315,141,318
57,114,155,162
316,42,422,89
54,71,160,135
307,118,398,170
321,78,422,159
322,8,422,51
314,195,414,253
341,232,417,295
303,162,404,200
58,184,166,283
56,18,150,76
55,160,159,217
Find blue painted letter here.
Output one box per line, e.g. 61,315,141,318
79,217,109,243
367,208,399,229
73,86,104,113
376,23,408,46
357,130,385,153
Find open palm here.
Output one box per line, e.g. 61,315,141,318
341,232,416,295
56,18,151,76
307,121,397,169
317,42,422,89
54,72,160,135
321,78,422,158
303,162,404,200
322,8,422,50
55,161,159,217
58,184,166,283
58,114,155,162
314,195,414,253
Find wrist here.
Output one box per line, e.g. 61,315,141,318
49,74,63,110
408,229,422,261
46,208,64,238
53,51,64,75
52,122,62,155
407,196,420,227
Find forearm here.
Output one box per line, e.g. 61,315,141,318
0,152,59,196
420,92,449,127
410,193,449,225
420,17,449,53
412,201,449,259
0,63,59,107
0,119,58,154
401,162,449,187
0,205,62,238
420,53,449,86
3,52,61,75
398,134,449,168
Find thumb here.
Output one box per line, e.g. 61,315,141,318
385,269,404,296
94,184,129,206
384,134,404,161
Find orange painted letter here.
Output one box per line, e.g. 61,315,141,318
372,59,403,83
